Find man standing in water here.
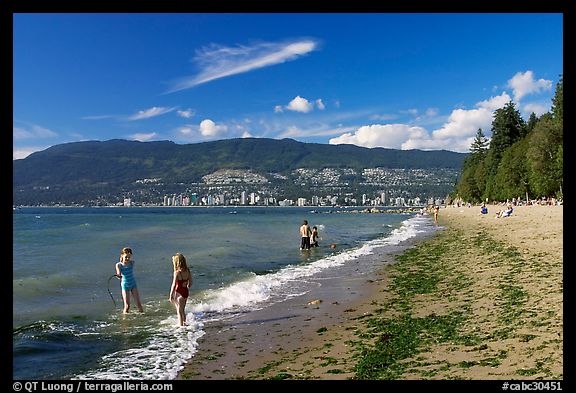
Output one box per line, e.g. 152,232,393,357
300,220,311,250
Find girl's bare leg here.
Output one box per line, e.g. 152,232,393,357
176,296,187,326
122,290,130,314
132,288,144,312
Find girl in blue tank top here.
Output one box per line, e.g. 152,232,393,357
115,247,144,314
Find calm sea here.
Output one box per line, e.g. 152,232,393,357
13,206,435,380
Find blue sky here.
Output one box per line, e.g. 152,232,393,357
13,13,563,159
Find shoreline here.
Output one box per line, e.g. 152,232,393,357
178,235,430,380
178,204,563,380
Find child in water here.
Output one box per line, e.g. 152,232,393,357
169,253,192,326
310,226,319,247
115,247,144,313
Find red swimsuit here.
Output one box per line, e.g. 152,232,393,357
175,278,189,299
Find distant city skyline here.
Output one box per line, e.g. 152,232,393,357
13,13,563,159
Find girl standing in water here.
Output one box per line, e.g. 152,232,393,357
169,253,192,326
115,247,144,313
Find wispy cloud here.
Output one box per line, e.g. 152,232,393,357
127,106,176,121
166,39,319,93
13,123,58,140
278,125,356,139
81,114,117,120
177,108,195,118
129,132,159,142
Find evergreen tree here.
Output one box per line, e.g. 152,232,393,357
470,128,489,155
455,129,489,202
526,112,538,133
527,116,562,198
492,139,530,201
551,75,563,122
484,101,526,199
489,101,526,159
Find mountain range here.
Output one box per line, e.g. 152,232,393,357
13,138,468,205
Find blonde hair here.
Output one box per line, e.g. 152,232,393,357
121,247,132,255
172,253,189,272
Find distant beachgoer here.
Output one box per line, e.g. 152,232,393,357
310,226,319,247
481,203,488,215
115,247,144,314
169,252,192,326
496,203,514,218
300,220,311,250
433,206,440,225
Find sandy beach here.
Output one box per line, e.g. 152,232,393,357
179,204,563,380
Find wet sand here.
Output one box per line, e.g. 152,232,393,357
178,204,563,380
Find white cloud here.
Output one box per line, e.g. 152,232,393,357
13,146,48,160
523,102,549,116
286,96,314,113
431,108,493,140
507,71,552,102
177,109,195,118
127,107,176,120
13,124,58,140
178,126,194,136
241,130,253,138
327,91,514,152
477,92,512,111
81,114,116,120
129,132,158,142
278,95,325,113
279,125,356,139
167,39,318,93
199,119,228,137
402,135,475,152
433,92,511,140
329,124,427,149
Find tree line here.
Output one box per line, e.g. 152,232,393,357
454,76,563,203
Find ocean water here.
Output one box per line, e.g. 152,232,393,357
13,206,435,380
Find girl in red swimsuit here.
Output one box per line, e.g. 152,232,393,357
169,253,192,326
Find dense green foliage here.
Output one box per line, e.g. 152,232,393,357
455,76,563,202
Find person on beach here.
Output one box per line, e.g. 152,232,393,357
310,226,319,248
480,203,488,215
169,252,192,326
115,247,144,314
433,205,440,225
495,203,514,218
300,220,312,250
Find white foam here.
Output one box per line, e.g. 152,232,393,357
73,314,205,380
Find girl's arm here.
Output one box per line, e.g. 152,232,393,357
169,271,177,302
115,263,122,278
